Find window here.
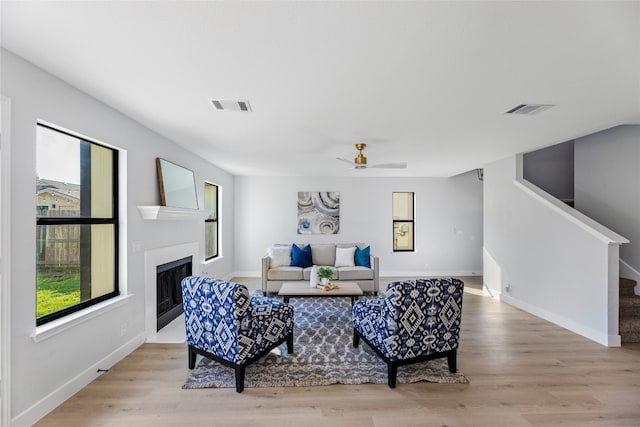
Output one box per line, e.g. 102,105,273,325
36,123,119,325
392,192,414,252
204,182,219,260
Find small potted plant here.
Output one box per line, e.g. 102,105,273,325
316,266,334,285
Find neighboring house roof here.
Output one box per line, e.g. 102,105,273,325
37,178,80,192
36,179,80,202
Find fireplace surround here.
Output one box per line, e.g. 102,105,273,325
144,242,200,341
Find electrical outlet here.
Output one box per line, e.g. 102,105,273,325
504,284,511,293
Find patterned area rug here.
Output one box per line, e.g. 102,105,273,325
183,297,469,389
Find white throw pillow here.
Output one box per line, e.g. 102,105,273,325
267,247,291,268
334,246,356,267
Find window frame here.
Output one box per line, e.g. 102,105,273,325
35,122,119,326
204,181,219,261
392,191,415,252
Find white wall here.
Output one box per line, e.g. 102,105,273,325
234,173,483,277
574,125,640,280
1,49,235,425
484,154,627,346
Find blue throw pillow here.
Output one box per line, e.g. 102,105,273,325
291,244,313,268
354,245,371,268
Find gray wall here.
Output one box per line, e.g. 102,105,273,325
523,140,574,201
575,125,640,274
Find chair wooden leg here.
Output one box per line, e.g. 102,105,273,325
286,332,294,354
447,349,457,373
387,363,397,388
235,365,245,393
353,329,360,347
188,345,197,369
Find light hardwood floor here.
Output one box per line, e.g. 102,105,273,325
36,277,640,426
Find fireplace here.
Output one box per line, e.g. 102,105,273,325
144,242,200,341
156,256,192,331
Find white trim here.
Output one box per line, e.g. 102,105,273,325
144,242,200,341
501,294,619,347
1,95,12,427
228,270,481,279
12,332,146,427
608,334,622,347
228,270,260,278
137,205,211,220
32,294,133,343
514,179,629,245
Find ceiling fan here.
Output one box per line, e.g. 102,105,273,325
336,143,407,170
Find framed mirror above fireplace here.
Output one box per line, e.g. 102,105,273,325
156,158,198,209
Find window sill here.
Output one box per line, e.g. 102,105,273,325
203,255,224,264
32,294,132,343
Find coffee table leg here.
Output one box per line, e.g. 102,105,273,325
283,296,290,303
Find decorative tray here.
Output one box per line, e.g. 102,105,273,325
316,283,340,291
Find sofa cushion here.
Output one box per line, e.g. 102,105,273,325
311,244,336,266
267,246,291,268
336,266,374,281
291,244,313,268
355,245,371,268
335,246,356,267
267,266,303,281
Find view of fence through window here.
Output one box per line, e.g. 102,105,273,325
36,123,118,324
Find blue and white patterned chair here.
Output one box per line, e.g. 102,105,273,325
181,276,294,392
352,278,464,388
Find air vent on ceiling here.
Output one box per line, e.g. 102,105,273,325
209,99,252,112
505,104,555,115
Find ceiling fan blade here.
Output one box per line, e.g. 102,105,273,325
369,162,407,169
336,156,356,166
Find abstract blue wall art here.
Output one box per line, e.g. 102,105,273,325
297,191,340,234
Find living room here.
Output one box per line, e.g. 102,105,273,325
1,2,639,426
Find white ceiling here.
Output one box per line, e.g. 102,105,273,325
2,1,639,177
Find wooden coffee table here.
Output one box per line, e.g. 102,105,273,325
279,281,363,305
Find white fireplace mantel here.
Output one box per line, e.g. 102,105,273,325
137,205,211,221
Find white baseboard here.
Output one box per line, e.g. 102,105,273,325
228,271,260,279
228,270,481,280
484,284,501,299
608,334,622,347
12,333,146,427
379,270,481,278
501,295,617,347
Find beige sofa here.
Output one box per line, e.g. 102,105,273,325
261,243,379,295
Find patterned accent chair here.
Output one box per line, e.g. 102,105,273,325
352,277,464,388
181,276,294,393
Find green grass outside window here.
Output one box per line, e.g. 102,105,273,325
36,267,81,318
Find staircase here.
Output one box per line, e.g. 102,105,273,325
619,278,640,343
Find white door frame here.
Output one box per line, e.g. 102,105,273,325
1,95,12,426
